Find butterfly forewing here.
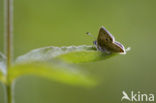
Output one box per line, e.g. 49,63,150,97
97,26,125,53
98,26,115,43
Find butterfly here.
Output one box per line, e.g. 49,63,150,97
93,26,126,54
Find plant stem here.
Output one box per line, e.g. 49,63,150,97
5,0,13,69
7,85,12,103
4,0,13,103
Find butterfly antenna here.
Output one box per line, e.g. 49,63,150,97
86,32,96,40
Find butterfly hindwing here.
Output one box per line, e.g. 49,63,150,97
111,41,125,52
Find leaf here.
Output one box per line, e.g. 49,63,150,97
16,45,116,63
0,52,6,84
57,51,116,63
8,62,97,87
13,45,124,87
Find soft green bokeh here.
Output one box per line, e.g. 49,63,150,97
0,0,156,103
9,63,97,87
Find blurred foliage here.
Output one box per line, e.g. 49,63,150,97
4,45,119,87
0,52,6,83
0,0,156,103
9,63,96,87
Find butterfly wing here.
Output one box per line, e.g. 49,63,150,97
97,26,115,51
97,26,125,53
97,26,115,43
111,41,125,53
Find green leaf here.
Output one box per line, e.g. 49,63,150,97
16,45,116,63
0,52,6,84
9,62,97,87
57,51,116,63
13,45,124,87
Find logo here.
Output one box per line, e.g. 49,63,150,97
121,91,154,102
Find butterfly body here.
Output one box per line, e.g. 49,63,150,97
94,26,125,54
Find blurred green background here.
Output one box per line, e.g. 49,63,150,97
0,0,156,103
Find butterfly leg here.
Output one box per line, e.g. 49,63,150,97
98,46,109,53
93,40,99,50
